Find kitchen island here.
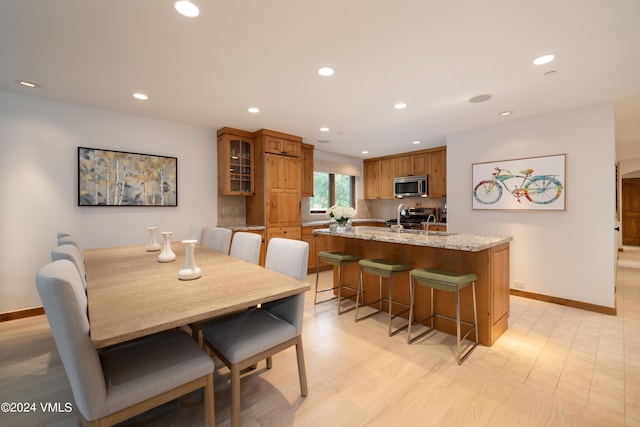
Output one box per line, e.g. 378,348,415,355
313,226,512,346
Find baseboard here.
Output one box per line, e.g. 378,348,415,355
510,289,616,316
0,307,45,322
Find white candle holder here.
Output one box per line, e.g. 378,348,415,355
158,231,176,262
146,226,161,252
179,239,202,280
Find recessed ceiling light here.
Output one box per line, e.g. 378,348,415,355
248,107,260,113
412,141,421,145
499,111,513,116
174,0,199,17
362,151,369,154
318,67,334,77
533,54,555,65
320,127,330,132
317,139,331,144
394,102,407,109
16,80,40,88
469,94,492,103
133,93,149,100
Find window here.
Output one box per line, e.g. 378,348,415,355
310,172,355,214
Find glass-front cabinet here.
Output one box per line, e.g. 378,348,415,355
217,128,255,196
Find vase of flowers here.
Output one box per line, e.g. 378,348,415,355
326,205,356,233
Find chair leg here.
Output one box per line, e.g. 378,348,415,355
230,364,241,427
355,267,363,320
314,257,321,305
204,373,215,427
456,286,462,365
407,277,415,344
295,336,309,396
266,356,273,369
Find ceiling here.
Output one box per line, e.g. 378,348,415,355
1,0,639,160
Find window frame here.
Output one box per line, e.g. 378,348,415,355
310,173,355,214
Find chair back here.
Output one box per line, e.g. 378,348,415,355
207,227,232,254
57,235,83,259
51,244,86,290
263,238,309,334
188,224,207,245
229,232,262,264
36,260,107,421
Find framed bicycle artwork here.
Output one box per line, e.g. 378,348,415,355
472,154,565,211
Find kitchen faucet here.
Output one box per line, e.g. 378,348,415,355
392,203,407,232
423,213,436,235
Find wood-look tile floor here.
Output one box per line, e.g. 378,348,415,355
2,249,639,426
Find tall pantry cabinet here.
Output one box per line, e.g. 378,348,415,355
246,129,303,244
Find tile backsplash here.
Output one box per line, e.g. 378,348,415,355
217,195,246,226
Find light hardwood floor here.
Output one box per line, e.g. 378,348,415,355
1,250,639,426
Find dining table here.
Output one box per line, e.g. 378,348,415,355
84,243,310,349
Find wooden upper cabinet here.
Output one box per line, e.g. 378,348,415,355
301,143,314,197
265,153,300,191
217,128,255,196
264,135,301,157
428,148,446,197
364,158,395,199
364,146,446,199
395,153,428,177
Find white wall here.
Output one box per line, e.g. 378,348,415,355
0,90,217,313
447,103,616,308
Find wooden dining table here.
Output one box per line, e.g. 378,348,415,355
84,244,310,349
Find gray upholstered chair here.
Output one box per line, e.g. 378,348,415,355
207,227,232,254
229,231,262,265
36,259,215,427
51,244,86,290
188,224,207,245
57,235,84,261
201,238,309,427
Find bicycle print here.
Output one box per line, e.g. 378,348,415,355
472,155,566,210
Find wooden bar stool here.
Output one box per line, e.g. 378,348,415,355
409,267,479,365
315,251,363,314
355,259,412,336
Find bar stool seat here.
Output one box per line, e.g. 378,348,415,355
315,251,362,314
409,267,479,365
355,259,412,337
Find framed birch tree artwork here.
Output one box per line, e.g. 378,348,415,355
78,147,177,206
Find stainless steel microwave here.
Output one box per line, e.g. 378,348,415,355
394,175,428,198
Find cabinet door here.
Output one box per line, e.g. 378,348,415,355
266,191,301,226
266,154,300,191
412,153,428,176
395,156,412,177
378,158,396,199
428,149,446,197
301,145,314,197
364,160,380,200
218,134,254,196
264,136,284,154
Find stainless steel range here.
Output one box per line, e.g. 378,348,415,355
385,207,440,230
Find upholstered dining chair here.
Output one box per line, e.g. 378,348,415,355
229,231,262,265
51,244,86,290
36,260,215,427
188,224,207,246
200,238,309,427
57,234,84,261
207,227,232,254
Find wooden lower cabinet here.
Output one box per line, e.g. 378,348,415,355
302,226,330,273
266,226,301,244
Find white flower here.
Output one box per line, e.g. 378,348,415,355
326,205,356,222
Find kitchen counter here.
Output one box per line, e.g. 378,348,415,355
218,224,265,232
313,226,511,252
316,226,511,346
303,218,386,227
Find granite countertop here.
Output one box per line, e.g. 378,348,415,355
313,226,512,252
218,225,265,231
303,218,387,227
